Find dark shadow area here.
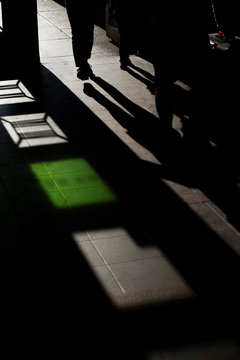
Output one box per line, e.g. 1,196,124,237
166,45,240,232
53,0,65,6
85,44,240,234
87,76,182,162
83,80,163,150
1,64,240,358
0,1,40,77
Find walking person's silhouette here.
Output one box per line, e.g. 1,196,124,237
109,0,146,70
65,0,104,80
148,0,210,131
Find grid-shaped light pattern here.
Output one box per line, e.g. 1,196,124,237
1,112,68,147
0,80,35,105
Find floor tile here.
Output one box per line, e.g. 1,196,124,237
87,227,128,240
74,240,105,267
3,174,57,197
42,158,95,175
71,231,90,243
91,265,124,298
0,162,46,180
62,185,117,208
0,196,17,216
12,190,68,214
37,0,64,11
109,257,194,298
38,25,69,41
147,340,240,360
51,171,105,190
39,9,70,28
190,202,223,224
39,38,72,58
92,234,161,264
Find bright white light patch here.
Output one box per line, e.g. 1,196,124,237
72,227,195,309
1,112,68,147
0,80,35,104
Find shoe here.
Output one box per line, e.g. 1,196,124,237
120,58,132,70
77,62,94,80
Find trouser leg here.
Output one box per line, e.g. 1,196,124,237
65,2,95,66
71,22,94,65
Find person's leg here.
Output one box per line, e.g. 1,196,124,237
70,19,94,66
116,3,134,69
65,1,95,78
118,25,132,69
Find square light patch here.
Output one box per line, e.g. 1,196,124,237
30,158,118,208
0,80,35,104
1,112,68,147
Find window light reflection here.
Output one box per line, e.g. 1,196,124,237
0,80,35,104
30,158,118,208
72,227,195,309
1,112,68,147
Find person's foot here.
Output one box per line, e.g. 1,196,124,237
120,57,132,70
77,62,94,80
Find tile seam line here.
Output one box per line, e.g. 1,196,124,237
89,252,162,265
206,201,240,236
163,182,236,233
97,255,163,266
86,231,126,294
38,12,71,37
43,165,71,208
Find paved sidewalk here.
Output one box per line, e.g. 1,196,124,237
1,0,240,358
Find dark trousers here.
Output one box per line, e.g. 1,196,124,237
117,11,134,61
114,0,143,61
65,0,96,66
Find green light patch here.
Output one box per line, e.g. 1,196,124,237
30,158,118,208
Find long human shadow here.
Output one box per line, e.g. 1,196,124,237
87,76,182,162
83,81,161,146
82,75,240,314
1,64,240,356
124,66,156,94
128,62,156,82
40,66,240,347
168,47,240,231
90,69,240,233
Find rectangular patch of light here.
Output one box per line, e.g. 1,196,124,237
1,112,68,147
0,80,35,104
72,227,195,309
0,2,2,32
30,158,118,208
